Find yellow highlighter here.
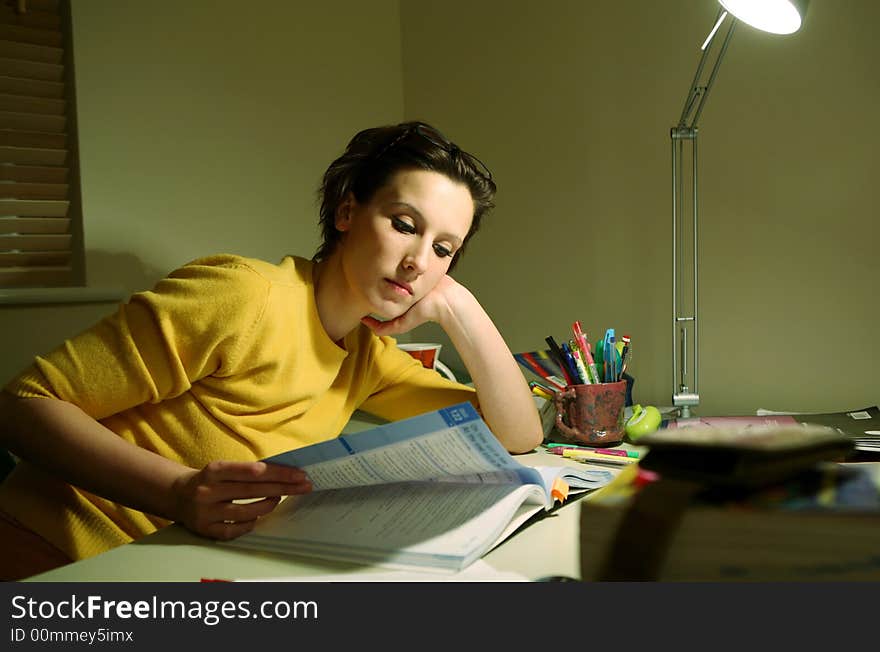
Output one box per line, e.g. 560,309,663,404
562,449,638,466
531,386,554,401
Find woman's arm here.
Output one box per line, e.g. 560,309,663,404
0,393,311,539
361,276,543,453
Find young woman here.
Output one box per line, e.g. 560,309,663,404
0,121,543,579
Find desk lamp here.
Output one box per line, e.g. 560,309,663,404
670,0,808,417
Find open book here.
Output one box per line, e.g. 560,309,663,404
223,402,613,572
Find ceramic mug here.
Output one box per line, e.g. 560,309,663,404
553,380,627,446
397,343,457,382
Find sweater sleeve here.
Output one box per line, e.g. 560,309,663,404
4,257,271,420
357,334,478,423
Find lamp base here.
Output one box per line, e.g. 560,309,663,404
673,392,700,418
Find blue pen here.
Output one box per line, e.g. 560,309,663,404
610,335,618,380
545,336,575,385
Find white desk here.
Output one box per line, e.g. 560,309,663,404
26,443,632,582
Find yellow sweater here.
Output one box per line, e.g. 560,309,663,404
0,254,476,560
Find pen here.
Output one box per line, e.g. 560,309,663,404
569,346,592,385
545,336,575,385
561,341,585,384
562,449,638,466
572,321,599,384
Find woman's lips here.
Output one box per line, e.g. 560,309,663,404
385,278,413,296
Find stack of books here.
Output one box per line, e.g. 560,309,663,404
580,422,880,581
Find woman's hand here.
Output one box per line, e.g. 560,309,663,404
171,461,312,540
361,275,463,336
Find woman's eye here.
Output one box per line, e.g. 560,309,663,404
433,244,453,258
392,217,416,234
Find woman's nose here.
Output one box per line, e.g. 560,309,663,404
402,242,430,274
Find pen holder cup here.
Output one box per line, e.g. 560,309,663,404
553,381,627,447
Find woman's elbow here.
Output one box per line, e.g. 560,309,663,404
507,429,544,455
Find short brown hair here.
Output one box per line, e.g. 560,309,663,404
314,121,496,271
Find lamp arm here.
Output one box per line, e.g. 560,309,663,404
677,10,738,130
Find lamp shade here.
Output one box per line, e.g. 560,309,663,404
719,0,808,34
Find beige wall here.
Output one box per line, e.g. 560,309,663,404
1,0,404,384
401,0,879,416
3,1,877,418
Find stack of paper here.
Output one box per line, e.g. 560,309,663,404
755,406,880,452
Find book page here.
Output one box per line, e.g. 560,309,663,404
266,402,540,492
226,481,547,571
300,426,524,491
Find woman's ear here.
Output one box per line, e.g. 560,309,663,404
335,194,355,232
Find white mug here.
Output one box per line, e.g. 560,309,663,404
397,343,457,382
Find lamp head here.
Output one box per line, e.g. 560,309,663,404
719,0,809,35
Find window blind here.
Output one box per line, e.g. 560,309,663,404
0,0,83,288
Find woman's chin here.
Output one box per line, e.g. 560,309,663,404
369,298,411,321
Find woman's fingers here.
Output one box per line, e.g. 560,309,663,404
196,479,312,503
200,460,307,484
194,461,311,502
361,314,406,336
174,460,313,539
200,518,261,541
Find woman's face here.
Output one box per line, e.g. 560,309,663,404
335,169,474,318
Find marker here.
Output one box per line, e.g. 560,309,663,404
517,352,566,391
602,328,620,383
584,340,600,384
562,449,638,466
620,335,631,377
535,349,568,387
547,444,639,458
602,329,616,383
563,450,638,466
531,385,554,401
529,380,557,395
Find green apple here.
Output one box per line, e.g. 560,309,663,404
625,404,662,441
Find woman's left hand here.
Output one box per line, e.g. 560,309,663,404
362,273,543,454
